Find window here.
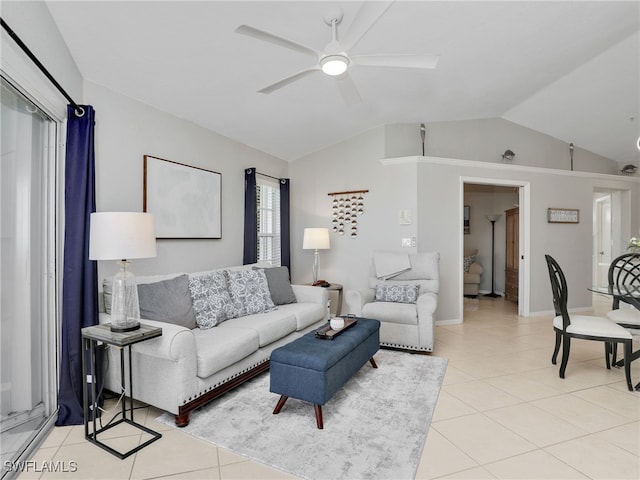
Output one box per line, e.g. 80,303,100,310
1,75,58,474
257,176,281,266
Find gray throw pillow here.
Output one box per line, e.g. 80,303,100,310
137,274,197,329
375,283,420,304
254,266,297,305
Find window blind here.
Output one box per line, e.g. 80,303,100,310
256,175,281,266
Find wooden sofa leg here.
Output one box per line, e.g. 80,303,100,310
175,412,190,427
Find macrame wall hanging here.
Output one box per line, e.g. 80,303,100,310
328,189,369,238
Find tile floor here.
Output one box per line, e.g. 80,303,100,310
17,296,640,479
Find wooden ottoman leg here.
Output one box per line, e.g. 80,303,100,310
273,395,288,414
369,357,378,368
314,404,324,429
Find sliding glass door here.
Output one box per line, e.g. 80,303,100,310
1,76,58,478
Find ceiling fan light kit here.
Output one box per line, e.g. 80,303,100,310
235,1,438,103
320,55,349,76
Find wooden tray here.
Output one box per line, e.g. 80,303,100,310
315,317,358,340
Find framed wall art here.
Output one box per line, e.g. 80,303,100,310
464,205,470,234
547,208,579,224
144,155,222,239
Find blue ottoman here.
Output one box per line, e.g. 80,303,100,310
270,317,380,429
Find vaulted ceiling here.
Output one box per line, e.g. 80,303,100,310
46,1,640,164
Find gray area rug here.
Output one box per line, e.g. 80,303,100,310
157,349,447,480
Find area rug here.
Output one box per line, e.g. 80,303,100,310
157,349,447,480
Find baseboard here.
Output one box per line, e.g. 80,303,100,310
435,318,463,326
528,307,594,317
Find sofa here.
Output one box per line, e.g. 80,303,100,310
99,263,328,426
344,252,439,352
463,248,483,297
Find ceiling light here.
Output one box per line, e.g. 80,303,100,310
320,55,349,76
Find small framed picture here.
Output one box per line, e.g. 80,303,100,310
547,208,579,224
464,205,470,234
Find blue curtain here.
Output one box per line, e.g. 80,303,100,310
56,105,98,426
243,167,258,265
279,178,291,271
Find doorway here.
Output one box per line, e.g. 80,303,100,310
593,193,612,288
462,178,529,319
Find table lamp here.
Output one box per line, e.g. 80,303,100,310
303,228,330,284
89,212,157,332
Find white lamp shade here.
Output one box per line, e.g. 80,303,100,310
486,214,502,222
89,212,157,260
303,228,330,250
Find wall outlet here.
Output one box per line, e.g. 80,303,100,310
401,237,412,247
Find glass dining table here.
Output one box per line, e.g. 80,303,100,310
590,283,640,390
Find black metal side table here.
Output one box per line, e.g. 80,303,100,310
81,323,163,459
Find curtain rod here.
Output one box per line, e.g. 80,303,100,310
1,17,84,117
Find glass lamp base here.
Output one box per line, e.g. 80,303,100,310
110,321,140,333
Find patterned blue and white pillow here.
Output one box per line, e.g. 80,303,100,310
463,255,476,273
225,269,277,316
189,271,239,329
375,284,420,304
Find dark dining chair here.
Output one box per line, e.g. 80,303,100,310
545,255,633,391
606,253,640,365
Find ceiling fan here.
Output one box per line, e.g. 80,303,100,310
235,1,439,105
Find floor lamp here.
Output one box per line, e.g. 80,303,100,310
485,214,502,298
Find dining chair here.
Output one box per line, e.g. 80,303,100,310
545,255,633,391
606,253,640,365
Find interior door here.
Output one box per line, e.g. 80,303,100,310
595,195,612,288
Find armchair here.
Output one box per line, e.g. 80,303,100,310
463,248,483,297
345,252,439,352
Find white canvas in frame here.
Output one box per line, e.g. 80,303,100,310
144,155,222,239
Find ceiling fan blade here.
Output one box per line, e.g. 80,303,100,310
335,72,362,106
235,25,321,58
339,1,394,51
258,67,320,94
351,53,440,69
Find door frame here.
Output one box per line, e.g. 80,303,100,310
460,177,531,317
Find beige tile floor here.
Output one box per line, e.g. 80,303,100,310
19,296,640,479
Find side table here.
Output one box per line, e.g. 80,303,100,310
309,283,343,316
82,323,163,459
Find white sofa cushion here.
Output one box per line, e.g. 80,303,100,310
219,311,297,347
192,327,259,378
362,301,417,326
553,315,632,339
277,303,327,330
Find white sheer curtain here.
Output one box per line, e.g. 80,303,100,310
1,77,55,468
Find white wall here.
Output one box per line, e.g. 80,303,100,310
289,126,418,296
85,82,288,280
385,119,620,175
464,186,519,294
1,1,82,119
291,124,639,324
416,157,640,321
